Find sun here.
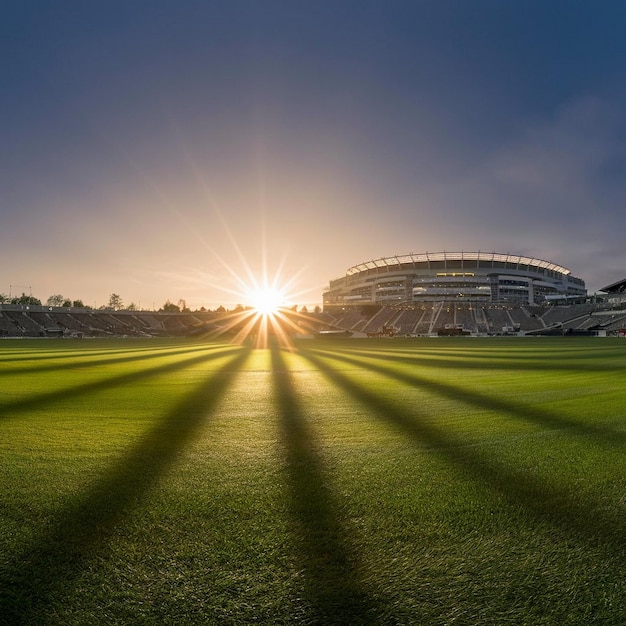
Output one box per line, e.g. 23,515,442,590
248,285,285,316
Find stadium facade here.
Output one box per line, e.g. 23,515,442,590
323,252,586,310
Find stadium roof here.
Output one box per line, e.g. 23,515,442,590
599,278,626,293
346,252,571,276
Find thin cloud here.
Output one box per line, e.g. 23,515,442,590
418,95,626,291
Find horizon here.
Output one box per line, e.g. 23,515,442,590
0,245,614,312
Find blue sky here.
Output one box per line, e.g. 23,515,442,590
2,1,626,308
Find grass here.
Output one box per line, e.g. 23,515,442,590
0,336,624,624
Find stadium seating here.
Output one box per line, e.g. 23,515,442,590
0,302,624,339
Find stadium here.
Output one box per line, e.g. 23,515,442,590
1,251,625,339
316,250,626,337
323,251,587,310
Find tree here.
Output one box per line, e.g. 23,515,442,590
314,305,321,314
46,294,65,307
62,299,72,307
108,293,123,310
12,293,41,306
72,299,85,308
177,299,190,312
161,300,180,312
0,293,10,304
300,305,308,313
127,302,138,311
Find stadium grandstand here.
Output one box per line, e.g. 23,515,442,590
323,251,587,310
0,305,332,340
319,301,626,337
1,265,625,340
0,306,207,339
0,298,625,339
599,277,626,302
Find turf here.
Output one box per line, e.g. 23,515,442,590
0,337,624,625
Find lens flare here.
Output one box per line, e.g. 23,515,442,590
248,285,285,316
159,176,319,348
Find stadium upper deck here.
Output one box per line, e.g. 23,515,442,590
324,251,587,309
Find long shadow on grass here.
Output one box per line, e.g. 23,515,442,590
270,344,378,624
0,348,250,625
0,342,225,377
301,350,626,557
0,341,208,364
332,342,626,373
0,345,242,420
310,347,626,450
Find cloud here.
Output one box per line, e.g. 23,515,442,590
493,97,625,204
422,95,626,291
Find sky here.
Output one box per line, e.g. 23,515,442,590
2,1,626,309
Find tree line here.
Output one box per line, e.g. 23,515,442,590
0,292,320,313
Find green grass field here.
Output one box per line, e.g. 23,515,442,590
0,337,624,625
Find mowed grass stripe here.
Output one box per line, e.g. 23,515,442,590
331,337,626,373
0,343,239,418
297,344,625,623
270,345,379,624
299,346,626,554
0,345,250,625
0,338,215,368
307,344,626,448
57,348,291,625
0,338,624,624
0,340,227,377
